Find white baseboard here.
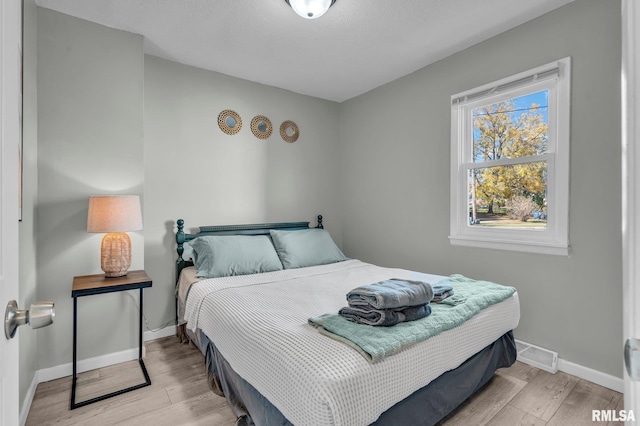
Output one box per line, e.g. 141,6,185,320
19,371,39,426
557,358,623,393
144,324,176,341
33,324,177,384
38,347,139,383
515,339,623,393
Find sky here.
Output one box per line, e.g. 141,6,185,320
472,89,549,161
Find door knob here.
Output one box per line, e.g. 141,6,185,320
4,300,55,339
625,338,640,381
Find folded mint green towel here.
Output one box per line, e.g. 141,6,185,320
308,275,515,363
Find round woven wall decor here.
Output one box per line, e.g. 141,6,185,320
250,115,273,139
218,110,242,135
279,120,299,143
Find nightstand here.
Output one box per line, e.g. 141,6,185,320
70,270,152,409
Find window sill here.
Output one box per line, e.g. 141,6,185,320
449,235,569,256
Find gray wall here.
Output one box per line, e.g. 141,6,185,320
142,56,342,329
36,8,145,368
339,0,622,377
27,0,622,383
32,9,342,370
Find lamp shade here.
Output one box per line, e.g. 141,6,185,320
87,195,143,233
87,195,142,277
286,0,336,19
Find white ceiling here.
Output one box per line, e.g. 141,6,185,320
36,0,574,103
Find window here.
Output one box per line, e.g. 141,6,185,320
450,58,570,255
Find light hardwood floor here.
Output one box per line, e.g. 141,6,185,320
27,336,623,426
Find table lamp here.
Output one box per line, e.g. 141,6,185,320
87,195,143,277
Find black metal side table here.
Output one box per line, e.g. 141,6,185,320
70,270,152,409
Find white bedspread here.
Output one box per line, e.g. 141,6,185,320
185,259,520,426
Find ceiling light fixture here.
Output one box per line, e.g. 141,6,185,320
285,0,336,19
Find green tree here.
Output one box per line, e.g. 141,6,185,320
472,100,547,216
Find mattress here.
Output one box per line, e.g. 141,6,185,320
183,259,520,426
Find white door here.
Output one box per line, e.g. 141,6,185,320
622,0,640,422
0,0,22,424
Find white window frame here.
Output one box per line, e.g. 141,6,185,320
449,57,571,256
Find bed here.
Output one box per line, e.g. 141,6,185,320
174,216,520,426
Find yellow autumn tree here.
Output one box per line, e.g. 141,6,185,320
472,100,548,215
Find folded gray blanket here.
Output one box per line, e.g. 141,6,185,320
339,304,431,327
347,279,434,309
431,282,454,302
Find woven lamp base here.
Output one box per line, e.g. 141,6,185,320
101,232,132,277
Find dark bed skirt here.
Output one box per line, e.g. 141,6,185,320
203,331,517,426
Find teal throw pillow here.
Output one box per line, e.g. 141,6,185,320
270,229,348,269
190,235,283,278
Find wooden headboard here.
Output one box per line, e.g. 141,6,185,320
175,215,324,282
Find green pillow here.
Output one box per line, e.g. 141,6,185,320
190,235,283,278
270,229,348,269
